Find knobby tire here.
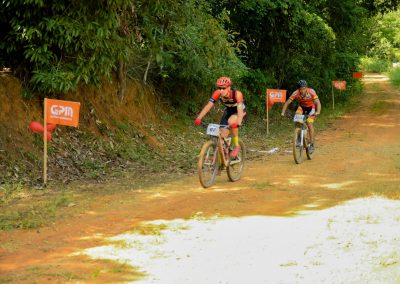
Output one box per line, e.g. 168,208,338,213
305,129,314,160
198,140,219,188
227,140,245,182
293,128,304,164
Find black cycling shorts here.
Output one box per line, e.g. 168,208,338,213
219,106,246,126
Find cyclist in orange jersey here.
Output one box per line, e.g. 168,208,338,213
194,76,246,158
281,80,321,153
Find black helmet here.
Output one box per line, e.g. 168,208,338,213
297,80,307,88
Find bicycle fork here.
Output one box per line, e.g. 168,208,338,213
296,128,304,148
298,127,309,148
301,127,309,148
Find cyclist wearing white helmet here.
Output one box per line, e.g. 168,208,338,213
281,80,321,153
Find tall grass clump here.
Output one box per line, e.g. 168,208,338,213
388,67,400,86
360,57,390,73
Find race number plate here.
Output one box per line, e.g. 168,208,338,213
206,124,220,137
293,114,304,123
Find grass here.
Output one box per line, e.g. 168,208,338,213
0,184,75,230
27,267,77,281
0,260,140,283
388,67,400,86
360,57,390,73
131,223,168,236
251,181,274,190
370,100,390,113
82,160,107,178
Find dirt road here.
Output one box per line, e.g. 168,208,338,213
1,74,400,283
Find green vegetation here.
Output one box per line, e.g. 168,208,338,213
2,0,399,106
251,181,274,191
389,67,400,86
360,57,391,73
0,183,74,230
361,9,400,73
370,101,391,113
0,261,138,283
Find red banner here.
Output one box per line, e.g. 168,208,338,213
266,89,287,110
332,81,346,90
352,72,363,79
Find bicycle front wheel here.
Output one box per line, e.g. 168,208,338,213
227,140,245,182
198,140,219,188
293,128,303,164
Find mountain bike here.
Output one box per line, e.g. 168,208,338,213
197,123,245,188
289,113,314,164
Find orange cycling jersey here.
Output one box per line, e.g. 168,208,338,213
289,88,318,108
210,89,244,108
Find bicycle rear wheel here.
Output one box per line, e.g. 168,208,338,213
293,128,303,164
198,140,219,188
227,140,245,182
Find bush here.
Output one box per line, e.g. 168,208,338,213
239,69,276,116
389,67,400,86
360,57,391,72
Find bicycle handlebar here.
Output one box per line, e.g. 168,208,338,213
200,122,231,129
285,113,310,118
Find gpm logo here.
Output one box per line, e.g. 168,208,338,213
267,89,287,104
50,105,74,118
332,80,346,90
46,99,80,127
270,92,283,99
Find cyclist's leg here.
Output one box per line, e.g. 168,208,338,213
305,108,316,144
295,106,304,115
228,114,239,141
227,114,241,157
307,121,315,144
295,107,305,144
227,106,245,137
305,109,316,154
306,121,315,154
219,109,230,138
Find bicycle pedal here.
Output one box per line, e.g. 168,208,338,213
230,157,241,163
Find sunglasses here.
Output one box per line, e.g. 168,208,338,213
218,87,227,90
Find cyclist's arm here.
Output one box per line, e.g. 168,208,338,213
281,98,293,115
235,90,245,125
196,101,214,120
237,102,244,125
314,98,321,115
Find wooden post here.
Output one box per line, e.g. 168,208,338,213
331,84,335,110
266,101,269,136
43,98,48,186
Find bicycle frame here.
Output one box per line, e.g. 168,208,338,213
291,113,313,164
197,123,245,188
206,124,231,168
294,114,308,148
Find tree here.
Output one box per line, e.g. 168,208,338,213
0,0,131,94
367,9,400,61
130,0,247,89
